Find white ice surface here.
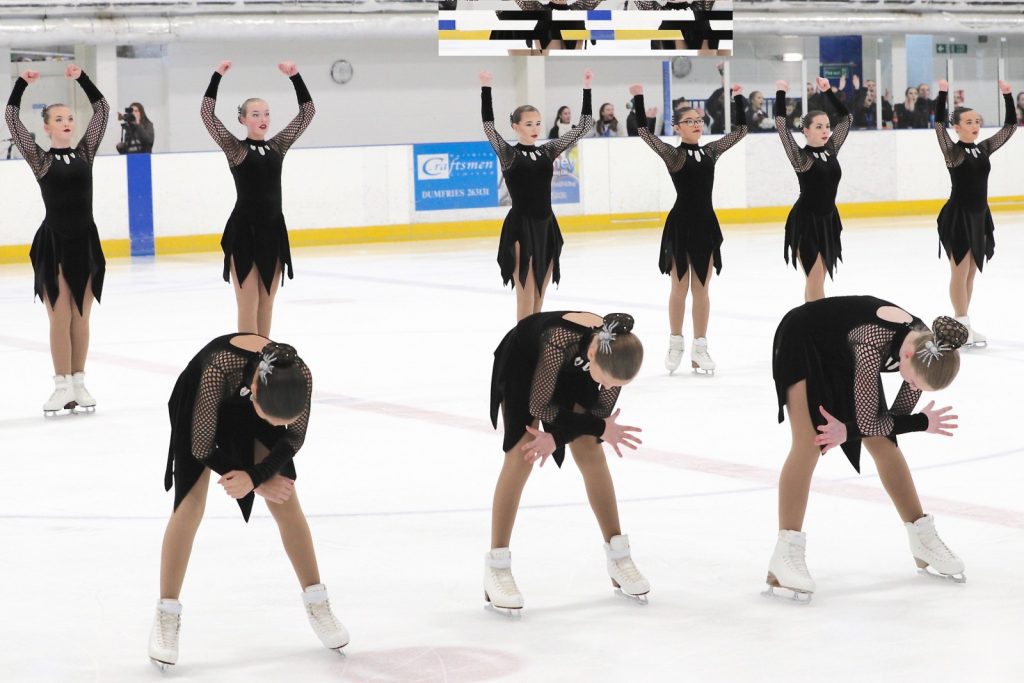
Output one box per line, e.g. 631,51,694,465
1,215,1022,682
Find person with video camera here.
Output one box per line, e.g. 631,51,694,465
116,102,154,154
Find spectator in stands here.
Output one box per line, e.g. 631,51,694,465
592,102,626,137
894,87,927,129
915,82,935,125
548,105,574,139
746,90,773,132
851,75,893,128
115,101,155,154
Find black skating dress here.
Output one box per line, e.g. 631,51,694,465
164,334,311,522
201,71,316,293
633,92,747,284
5,74,109,314
773,296,931,473
635,1,718,51
482,86,593,290
490,312,621,468
506,1,602,51
933,90,1016,270
774,89,852,278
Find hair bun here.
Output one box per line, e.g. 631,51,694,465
602,313,634,334
260,342,299,368
931,316,968,350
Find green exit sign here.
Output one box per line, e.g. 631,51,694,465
937,43,968,54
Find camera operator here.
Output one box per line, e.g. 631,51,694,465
115,101,154,154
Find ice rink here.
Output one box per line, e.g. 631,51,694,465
2,215,1022,682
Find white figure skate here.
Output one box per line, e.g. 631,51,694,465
43,374,76,417
765,530,815,603
906,514,966,583
484,548,524,616
303,584,350,651
665,335,685,374
955,315,987,349
148,599,182,671
691,337,716,375
72,371,96,413
605,534,650,604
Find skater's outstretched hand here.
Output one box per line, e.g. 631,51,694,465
521,425,556,467
922,401,958,436
278,61,299,77
601,409,642,458
218,470,254,499
255,474,295,504
814,406,846,453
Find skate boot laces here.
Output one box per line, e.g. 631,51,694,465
784,541,811,578
307,599,342,633
612,556,644,584
490,566,521,597
154,611,180,647
920,527,957,561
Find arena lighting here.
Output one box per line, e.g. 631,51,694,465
781,52,804,62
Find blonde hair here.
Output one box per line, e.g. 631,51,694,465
237,98,265,119
42,103,69,124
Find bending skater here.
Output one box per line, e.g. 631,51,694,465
149,335,347,668
486,312,648,610
774,77,852,301
479,69,594,321
201,60,316,337
768,296,968,600
933,79,1016,347
5,65,109,416
629,83,747,375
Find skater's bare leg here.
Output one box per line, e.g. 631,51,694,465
69,276,94,373
256,264,282,338
669,260,689,337
255,440,321,588
535,261,554,315
690,257,713,339
491,421,536,549
804,256,827,302
159,468,211,599
569,433,622,543
45,271,74,376
948,256,971,317
862,436,925,523
513,243,538,322
231,259,260,334
778,381,821,531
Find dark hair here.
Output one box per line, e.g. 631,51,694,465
672,106,697,126
510,105,540,125
802,110,830,129
950,107,975,125
907,317,968,390
129,101,151,125
554,105,569,121
592,313,643,381
253,342,310,421
905,87,918,98
41,103,70,124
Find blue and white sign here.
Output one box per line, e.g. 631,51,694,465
413,141,499,211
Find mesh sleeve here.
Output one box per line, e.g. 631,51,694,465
190,362,229,463
633,0,657,8
74,72,109,165
4,78,50,179
481,87,517,171
529,327,606,447
245,363,312,487
933,91,962,169
592,386,621,418
514,0,544,8
704,94,748,160
979,93,1017,157
569,0,603,8
844,324,928,439
823,89,852,153
543,89,594,159
200,72,247,167
633,94,686,172
268,73,315,157
775,90,812,172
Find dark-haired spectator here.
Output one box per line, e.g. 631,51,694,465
914,82,935,125
548,105,575,139
850,75,893,129
115,101,155,154
894,87,928,129
592,102,626,137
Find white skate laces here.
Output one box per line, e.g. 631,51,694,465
484,548,524,612
905,515,966,582
691,337,716,375
766,530,815,601
148,599,182,670
604,534,650,603
302,584,350,650
665,335,684,373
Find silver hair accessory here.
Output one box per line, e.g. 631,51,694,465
916,339,952,367
258,350,278,385
597,320,620,355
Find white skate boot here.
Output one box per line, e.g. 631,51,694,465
955,315,987,349
691,337,716,375
302,583,350,651
72,372,96,413
905,514,966,583
765,530,815,602
483,548,523,615
148,599,181,670
43,374,76,417
605,534,650,604
665,335,685,374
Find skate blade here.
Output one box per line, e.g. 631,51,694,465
614,588,649,605
43,408,74,418
73,405,96,414
691,367,715,376
763,574,813,603
915,560,966,584
149,658,173,672
484,591,523,617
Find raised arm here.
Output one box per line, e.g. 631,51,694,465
245,363,312,487
569,0,603,8
933,87,961,168
4,74,49,179
200,64,247,167
543,86,594,159
71,68,110,165
514,0,544,9
978,87,1017,156
822,88,852,152
480,83,517,171
528,328,607,448
269,63,316,156
631,90,685,172
774,84,811,172
704,87,748,160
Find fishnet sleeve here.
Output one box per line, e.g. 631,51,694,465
190,362,230,463
823,89,852,153
633,94,686,172
775,90,812,172
481,87,517,172
5,78,50,179
542,89,593,159
592,385,621,418
268,73,315,157
245,362,312,488
933,91,963,169
845,324,928,439
978,92,1017,157
200,72,247,167
74,72,109,165
514,0,544,8
569,0,602,8
529,327,607,447
704,93,748,160
633,1,657,8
